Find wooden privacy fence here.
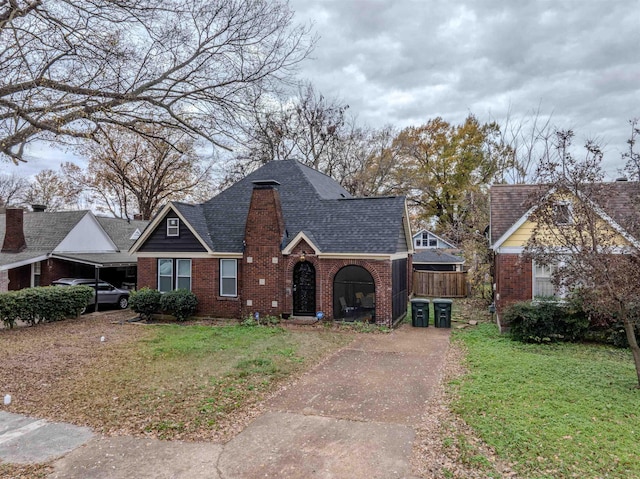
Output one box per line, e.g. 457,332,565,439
412,271,467,298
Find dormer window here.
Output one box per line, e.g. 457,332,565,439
167,218,180,237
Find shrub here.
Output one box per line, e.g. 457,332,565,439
129,288,162,321
160,289,198,321
0,293,18,329
504,299,589,343
0,286,93,327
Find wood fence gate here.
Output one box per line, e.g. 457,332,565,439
412,271,467,298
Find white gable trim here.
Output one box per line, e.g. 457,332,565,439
403,203,415,253
281,232,321,255
491,186,640,251
54,212,118,253
412,228,455,249
491,204,538,251
129,203,214,254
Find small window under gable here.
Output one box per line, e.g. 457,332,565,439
553,202,572,226
167,217,180,237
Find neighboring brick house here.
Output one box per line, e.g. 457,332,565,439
130,160,414,327
0,208,148,292
489,181,639,331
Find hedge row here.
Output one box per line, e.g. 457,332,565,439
504,299,590,343
504,298,640,347
0,286,94,328
129,288,198,321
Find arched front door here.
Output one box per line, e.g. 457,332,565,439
293,261,316,316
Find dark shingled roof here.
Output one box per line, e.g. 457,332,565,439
490,182,640,246
169,159,407,254
1,211,149,269
413,250,464,264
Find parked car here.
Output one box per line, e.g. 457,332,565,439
52,278,130,311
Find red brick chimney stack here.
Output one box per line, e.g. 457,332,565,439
243,180,286,317
2,208,27,253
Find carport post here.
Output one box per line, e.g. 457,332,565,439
94,266,100,312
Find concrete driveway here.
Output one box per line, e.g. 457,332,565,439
2,324,450,478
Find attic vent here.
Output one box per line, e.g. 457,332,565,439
130,228,141,240
252,180,281,189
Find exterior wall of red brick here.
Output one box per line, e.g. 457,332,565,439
8,264,30,290
134,186,403,326
494,253,532,330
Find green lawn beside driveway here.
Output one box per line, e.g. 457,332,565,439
450,323,640,479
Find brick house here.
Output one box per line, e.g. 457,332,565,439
0,208,148,292
489,181,639,331
130,160,414,327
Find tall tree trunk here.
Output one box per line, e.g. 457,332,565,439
621,304,640,388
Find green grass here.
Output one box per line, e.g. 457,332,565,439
54,324,352,440
451,323,640,478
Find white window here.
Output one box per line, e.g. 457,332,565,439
533,262,562,298
31,262,41,287
167,218,180,237
553,202,572,225
158,259,192,292
158,259,173,292
220,259,237,297
176,259,192,290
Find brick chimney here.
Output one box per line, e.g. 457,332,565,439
243,180,286,317
2,208,27,253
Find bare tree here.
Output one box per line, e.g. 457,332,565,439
496,106,555,184
622,118,640,180
0,0,314,164
65,125,215,219
0,173,28,207
526,130,640,387
232,83,349,173
22,169,81,211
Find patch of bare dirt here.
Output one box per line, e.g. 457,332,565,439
0,310,151,420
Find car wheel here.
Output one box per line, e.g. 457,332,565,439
118,296,129,309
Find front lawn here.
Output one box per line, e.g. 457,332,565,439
451,323,640,478
0,313,352,442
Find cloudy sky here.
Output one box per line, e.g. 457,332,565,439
289,0,640,177
14,0,639,180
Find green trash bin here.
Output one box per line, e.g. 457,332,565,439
410,298,430,327
432,299,453,328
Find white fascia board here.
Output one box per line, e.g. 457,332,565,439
134,252,242,259
491,205,537,251
129,203,214,254
0,254,50,272
494,246,525,254
403,203,415,253
316,252,409,261
129,203,172,253
281,232,321,255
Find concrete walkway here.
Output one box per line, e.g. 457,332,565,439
3,324,451,478
0,411,93,464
